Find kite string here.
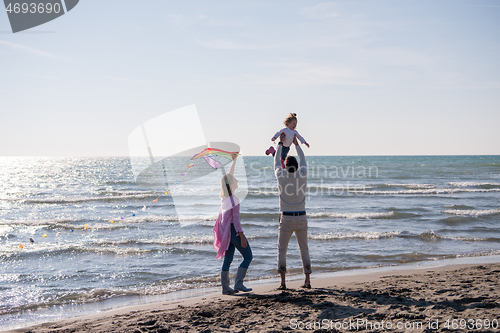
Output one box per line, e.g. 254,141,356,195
142,163,195,209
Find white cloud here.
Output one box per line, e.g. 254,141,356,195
166,13,207,27
255,62,374,86
101,76,155,84
166,12,247,28
196,38,288,50
21,72,61,80
0,40,61,58
298,2,339,20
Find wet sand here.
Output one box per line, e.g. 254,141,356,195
7,263,500,332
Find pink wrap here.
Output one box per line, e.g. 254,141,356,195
213,195,243,259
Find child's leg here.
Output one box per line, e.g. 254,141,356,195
281,146,290,160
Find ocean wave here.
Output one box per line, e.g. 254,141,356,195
357,188,500,195
449,182,500,188
358,252,447,261
0,233,16,240
373,183,436,189
93,190,157,196
0,287,144,316
442,208,500,217
23,194,159,204
443,204,475,210
240,212,280,219
309,231,401,240
417,230,500,242
4,239,215,257
245,190,279,197
0,218,86,227
239,211,418,220
91,236,214,247
0,215,219,228
306,185,373,192
0,277,220,316
308,211,420,219
308,229,500,243
308,212,394,219
456,249,500,258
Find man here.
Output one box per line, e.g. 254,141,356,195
274,133,311,290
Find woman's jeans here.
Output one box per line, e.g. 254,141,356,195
222,224,253,271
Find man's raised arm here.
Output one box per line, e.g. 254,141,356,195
275,144,283,173
295,137,307,177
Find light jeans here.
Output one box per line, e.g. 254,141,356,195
277,214,312,274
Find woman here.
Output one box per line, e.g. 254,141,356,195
213,153,253,295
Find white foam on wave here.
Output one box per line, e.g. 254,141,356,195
307,185,373,191
358,188,500,195
419,229,500,242
92,235,213,247
177,214,218,222
0,218,85,226
383,183,435,189
309,231,401,240
442,208,500,217
308,211,395,219
456,249,500,258
449,182,500,187
23,193,156,204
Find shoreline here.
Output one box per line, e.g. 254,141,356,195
3,255,500,332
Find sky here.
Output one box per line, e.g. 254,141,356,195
0,0,499,156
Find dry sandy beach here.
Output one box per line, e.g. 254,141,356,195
6,263,500,333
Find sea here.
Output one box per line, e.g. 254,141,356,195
1,155,500,329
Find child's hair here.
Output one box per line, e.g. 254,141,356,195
285,156,299,173
220,174,236,198
284,113,298,126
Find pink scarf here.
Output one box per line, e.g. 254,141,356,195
213,196,240,259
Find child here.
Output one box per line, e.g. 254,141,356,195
270,113,309,163
213,153,253,295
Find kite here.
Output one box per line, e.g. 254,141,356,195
203,155,222,170
191,148,238,160
191,148,238,170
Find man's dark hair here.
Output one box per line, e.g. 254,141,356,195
285,156,298,173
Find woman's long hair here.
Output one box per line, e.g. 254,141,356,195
220,174,236,198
